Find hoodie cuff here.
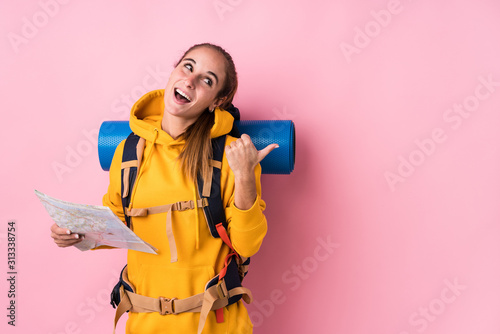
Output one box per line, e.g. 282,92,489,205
229,195,266,232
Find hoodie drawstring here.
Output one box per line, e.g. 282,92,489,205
126,129,206,262
126,129,181,262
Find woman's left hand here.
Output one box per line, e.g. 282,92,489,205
226,134,278,209
225,134,278,178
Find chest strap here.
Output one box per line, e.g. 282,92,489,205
126,199,208,263
112,264,252,334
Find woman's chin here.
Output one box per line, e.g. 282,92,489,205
164,105,204,121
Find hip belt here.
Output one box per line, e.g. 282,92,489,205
112,257,252,334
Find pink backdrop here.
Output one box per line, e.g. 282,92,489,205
2,0,500,333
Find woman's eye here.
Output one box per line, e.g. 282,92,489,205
184,63,193,71
204,78,213,86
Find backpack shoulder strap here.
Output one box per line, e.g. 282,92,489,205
121,132,231,238
120,133,142,228
226,104,241,138
197,135,227,238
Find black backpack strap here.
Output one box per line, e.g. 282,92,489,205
121,133,142,228
110,264,134,309
226,104,241,138
197,135,228,238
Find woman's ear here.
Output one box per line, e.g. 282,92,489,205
210,97,226,111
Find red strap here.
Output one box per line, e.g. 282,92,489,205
218,250,237,280
215,308,224,323
216,223,243,282
216,223,234,251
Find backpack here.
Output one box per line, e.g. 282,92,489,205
109,106,253,334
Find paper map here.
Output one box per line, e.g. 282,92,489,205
35,190,157,254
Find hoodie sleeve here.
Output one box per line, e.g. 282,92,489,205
102,140,126,223
222,147,268,258
91,140,126,251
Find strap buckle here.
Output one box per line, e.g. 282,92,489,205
175,201,194,211
200,197,209,207
159,297,178,315
216,280,228,299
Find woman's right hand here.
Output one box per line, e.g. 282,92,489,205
50,223,84,247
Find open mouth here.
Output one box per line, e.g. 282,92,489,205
174,88,192,104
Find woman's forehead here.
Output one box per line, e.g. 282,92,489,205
182,47,227,81
183,48,225,68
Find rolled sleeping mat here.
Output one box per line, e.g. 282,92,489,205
235,120,295,174
98,120,295,174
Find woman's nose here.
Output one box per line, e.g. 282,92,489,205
184,74,195,89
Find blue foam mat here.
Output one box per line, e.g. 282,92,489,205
98,120,295,174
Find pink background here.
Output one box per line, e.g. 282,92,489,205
2,0,500,333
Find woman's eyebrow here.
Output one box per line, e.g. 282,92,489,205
183,58,219,85
207,71,219,85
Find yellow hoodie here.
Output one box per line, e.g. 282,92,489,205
102,90,267,333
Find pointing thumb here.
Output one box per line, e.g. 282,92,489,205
257,144,279,163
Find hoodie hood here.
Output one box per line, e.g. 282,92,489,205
129,89,234,146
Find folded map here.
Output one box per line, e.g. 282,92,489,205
35,190,157,254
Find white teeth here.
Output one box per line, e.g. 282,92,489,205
175,88,191,102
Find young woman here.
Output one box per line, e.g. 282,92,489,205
50,43,275,333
